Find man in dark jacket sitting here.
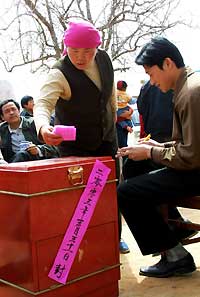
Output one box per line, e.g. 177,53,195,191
0,99,59,163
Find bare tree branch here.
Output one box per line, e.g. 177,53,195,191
0,0,187,73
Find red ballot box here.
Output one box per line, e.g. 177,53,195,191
0,156,120,296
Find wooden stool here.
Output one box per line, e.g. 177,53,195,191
167,196,200,245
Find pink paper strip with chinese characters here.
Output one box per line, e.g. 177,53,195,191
48,159,111,284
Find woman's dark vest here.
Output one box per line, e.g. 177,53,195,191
53,49,114,155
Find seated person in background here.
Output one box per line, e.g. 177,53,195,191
20,95,34,117
0,99,59,163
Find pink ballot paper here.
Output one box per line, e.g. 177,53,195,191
52,125,76,141
48,159,111,284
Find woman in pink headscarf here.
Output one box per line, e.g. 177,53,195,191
34,20,117,158
34,20,130,254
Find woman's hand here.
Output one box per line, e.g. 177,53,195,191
40,125,63,145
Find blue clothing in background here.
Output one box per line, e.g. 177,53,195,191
137,81,173,142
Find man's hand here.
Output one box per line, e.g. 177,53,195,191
26,144,39,155
138,138,164,147
40,125,63,145
116,144,152,160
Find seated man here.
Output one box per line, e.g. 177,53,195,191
0,99,59,163
117,37,199,278
136,81,196,242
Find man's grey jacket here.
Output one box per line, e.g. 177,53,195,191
0,116,59,163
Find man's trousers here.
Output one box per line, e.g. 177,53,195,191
117,161,200,255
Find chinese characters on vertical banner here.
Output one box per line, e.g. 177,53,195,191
48,159,111,284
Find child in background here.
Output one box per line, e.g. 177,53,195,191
116,80,133,133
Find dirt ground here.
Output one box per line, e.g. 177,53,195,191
119,208,200,297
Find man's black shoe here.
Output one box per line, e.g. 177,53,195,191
140,253,196,278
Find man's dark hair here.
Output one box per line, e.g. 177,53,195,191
135,37,185,69
0,99,20,117
21,95,33,108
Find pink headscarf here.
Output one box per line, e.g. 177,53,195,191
63,21,102,55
